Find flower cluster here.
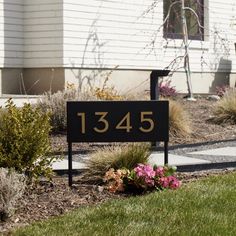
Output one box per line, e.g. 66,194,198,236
158,79,177,98
215,85,230,97
104,164,181,193
103,168,130,193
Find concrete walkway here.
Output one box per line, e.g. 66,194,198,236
51,145,236,172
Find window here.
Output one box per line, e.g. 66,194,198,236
164,0,204,40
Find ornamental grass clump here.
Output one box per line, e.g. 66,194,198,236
169,99,192,138
104,164,180,193
0,168,26,221
37,88,97,132
83,143,151,183
211,89,236,124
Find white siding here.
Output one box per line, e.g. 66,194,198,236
63,0,236,73
0,0,23,67
1,0,236,73
23,0,63,67
0,1,4,66
207,0,236,72
63,0,164,69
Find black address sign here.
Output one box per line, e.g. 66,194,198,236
67,100,169,143
67,100,169,186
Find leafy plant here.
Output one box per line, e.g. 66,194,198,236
158,79,177,98
104,164,180,193
211,89,236,124
83,143,151,183
0,99,54,180
0,168,26,221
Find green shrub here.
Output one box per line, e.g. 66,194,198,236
0,168,26,221
83,143,151,183
37,89,97,132
0,99,54,180
169,99,192,138
211,89,236,124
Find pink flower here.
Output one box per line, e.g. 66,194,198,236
134,164,155,178
143,165,155,178
144,178,155,187
134,165,145,177
155,167,165,177
158,176,181,189
168,176,181,189
159,177,169,188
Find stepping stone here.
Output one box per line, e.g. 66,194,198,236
189,147,236,157
149,153,211,166
51,159,86,170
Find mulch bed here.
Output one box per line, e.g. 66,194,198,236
1,97,236,234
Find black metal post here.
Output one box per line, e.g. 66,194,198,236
150,70,170,101
150,72,159,100
164,141,168,165
150,70,170,148
68,142,73,186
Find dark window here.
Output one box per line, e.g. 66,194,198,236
164,0,204,40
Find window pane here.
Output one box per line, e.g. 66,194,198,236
164,0,204,40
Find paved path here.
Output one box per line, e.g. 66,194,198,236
52,140,236,173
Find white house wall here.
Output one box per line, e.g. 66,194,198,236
0,0,236,71
23,0,63,67
1,0,236,95
210,0,236,72
63,0,164,69
0,0,23,67
0,1,3,66
63,0,236,74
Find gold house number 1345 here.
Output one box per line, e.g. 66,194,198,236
77,112,155,134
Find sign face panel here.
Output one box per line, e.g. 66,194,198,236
67,101,169,143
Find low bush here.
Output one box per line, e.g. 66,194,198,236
83,143,151,183
0,99,54,180
37,89,97,132
211,89,236,124
159,79,177,98
169,99,192,138
215,85,230,97
0,168,26,221
104,164,180,193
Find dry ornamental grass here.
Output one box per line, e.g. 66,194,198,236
211,89,236,124
168,99,192,138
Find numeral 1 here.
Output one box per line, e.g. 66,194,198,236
77,112,86,134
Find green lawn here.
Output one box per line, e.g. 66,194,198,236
13,172,236,236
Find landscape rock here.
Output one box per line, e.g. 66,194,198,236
207,95,221,101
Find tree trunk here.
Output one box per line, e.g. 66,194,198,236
181,0,195,99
